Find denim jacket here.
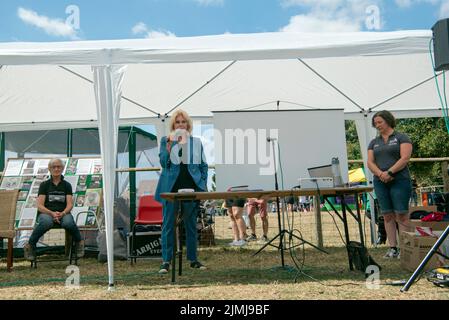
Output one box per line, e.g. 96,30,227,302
154,135,208,203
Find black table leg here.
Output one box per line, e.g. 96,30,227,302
341,196,353,271
171,207,178,284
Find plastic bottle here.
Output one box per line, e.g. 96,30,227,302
331,157,344,187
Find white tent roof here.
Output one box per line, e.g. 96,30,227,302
0,29,445,286
0,30,444,132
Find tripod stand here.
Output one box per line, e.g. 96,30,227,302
401,224,449,292
253,138,327,267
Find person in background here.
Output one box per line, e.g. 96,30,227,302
367,110,413,259
23,158,84,261
225,197,247,247
154,109,208,274
299,196,311,212
286,196,295,214
246,198,269,243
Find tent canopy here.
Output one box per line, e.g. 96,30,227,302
1,29,445,286
0,30,444,133
3,127,156,155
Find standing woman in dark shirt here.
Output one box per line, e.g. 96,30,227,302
154,109,208,274
367,111,413,259
23,158,84,261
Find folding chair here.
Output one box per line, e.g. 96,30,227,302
129,195,163,264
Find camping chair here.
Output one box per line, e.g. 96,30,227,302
25,224,79,269
24,208,98,269
73,209,99,259
0,190,19,272
129,195,163,264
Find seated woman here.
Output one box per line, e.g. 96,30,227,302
23,158,84,261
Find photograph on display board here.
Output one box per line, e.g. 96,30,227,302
34,159,50,176
64,175,79,193
76,175,88,192
18,190,29,201
91,159,102,174
85,209,97,226
64,158,78,175
84,189,101,207
3,159,24,176
20,160,36,176
75,194,86,207
20,179,33,191
15,201,25,221
18,208,38,229
0,177,22,190
25,196,38,209
76,159,93,175
29,186,40,196
89,175,102,189
29,177,46,196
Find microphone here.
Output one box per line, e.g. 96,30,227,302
266,137,277,142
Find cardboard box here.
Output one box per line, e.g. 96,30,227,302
409,220,449,232
408,205,437,214
399,231,441,272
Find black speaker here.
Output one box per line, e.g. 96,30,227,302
432,19,449,71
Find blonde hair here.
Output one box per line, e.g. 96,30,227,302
48,158,64,169
169,109,193,133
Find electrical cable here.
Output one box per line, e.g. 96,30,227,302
313,179,346,246
429,38,449,133
275,139,294,233
289,227,367,287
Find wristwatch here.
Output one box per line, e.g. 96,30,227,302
387,170,394,177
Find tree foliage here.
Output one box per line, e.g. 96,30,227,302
346,118,449,187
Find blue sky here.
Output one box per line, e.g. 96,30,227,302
0,0,448,42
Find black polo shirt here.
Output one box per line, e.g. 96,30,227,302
38,176,73,213
368,131,412,181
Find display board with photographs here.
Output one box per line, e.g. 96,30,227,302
0,157,103,229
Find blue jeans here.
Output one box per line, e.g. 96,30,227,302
374,178,412,215
29,213,82,248
161,200,199,262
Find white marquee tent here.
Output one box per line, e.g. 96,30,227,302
0,30,445,288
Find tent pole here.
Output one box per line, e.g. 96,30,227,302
0,132,5,172
355,114,378,245
93,64,126,290
129,127,137,227
67,129,73,157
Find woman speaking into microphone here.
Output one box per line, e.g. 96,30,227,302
154,109,208,274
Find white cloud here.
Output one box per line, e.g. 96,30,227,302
17,7,78,39
281,0,342,9
394,0,439,8
132,22,176,39
393,0,449,19
280,14,359,32
193,0,224,6
394,0,413,7
440,0,449,17
280,0,383,32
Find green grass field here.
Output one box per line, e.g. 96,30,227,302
0,211,448,300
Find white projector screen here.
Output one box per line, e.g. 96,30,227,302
213,109,348,192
